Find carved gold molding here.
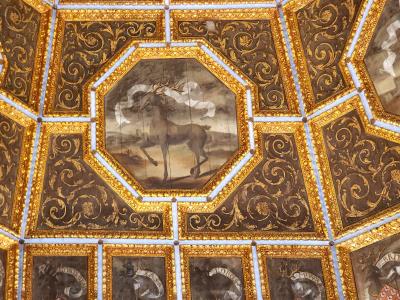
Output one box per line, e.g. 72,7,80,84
179,122,327,240
44,9,165,117
26,122,172,238
180,245,255,300
337,218,400,299
283,0,368,115
103,244,175,299
92,46,249,197
0,101,36,235
310,96,400,238
23,244,97,300
350,0,400,126
258,245,338,300
0,235,18,300
170,9,300,117
0,0,51,113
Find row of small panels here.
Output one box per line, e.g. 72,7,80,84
0,217,399,299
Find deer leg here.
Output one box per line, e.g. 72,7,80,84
190,147,208,178
139,142,158,166
161,143,168,183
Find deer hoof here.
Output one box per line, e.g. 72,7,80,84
151,160,158,166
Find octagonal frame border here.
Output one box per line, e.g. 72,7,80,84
337,217,400,299
350,0,400,127
43,9,165,117
178,121,327,240
0,101,36,236
0,0,52,114
170,8,300,117
26,122,173,239
283,0,370,115
310,96,400,239
91,46,250,198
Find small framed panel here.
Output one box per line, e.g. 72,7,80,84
44,9,165,116
26,122,172,238
0,235,18,300
171,9,299,117
351,0,400,126
180,245,255,299
179,122,326,240
310,96,400,238
92,46,249,197
338,218,400,299
0,0,51,113
0,101,36,235
23,244,97,300
284,0,367,114
258,245,337,299
103,244,175,299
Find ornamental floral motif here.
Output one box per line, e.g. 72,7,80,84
36,133,164,232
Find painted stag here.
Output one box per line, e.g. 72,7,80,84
132,81,210,183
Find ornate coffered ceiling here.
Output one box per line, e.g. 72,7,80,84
0,0,400,299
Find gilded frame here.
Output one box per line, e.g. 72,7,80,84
0,101,36,235
180,245,255,299
178,122,327,240
337,218,400,299
26,122,172,238
283,0,368,115
0,235,19,300
23,244,97,300
0,0,51,113
103,244,175,299
92,46,249,198
258,245,338,300
350,0,400,126
43,9,165,117
310,96,400,238
170,9,300,117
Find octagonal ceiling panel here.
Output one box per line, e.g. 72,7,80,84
1,1,400,299
104,58,239,191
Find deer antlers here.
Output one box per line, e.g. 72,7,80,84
279,260,301,278
150,79,185,95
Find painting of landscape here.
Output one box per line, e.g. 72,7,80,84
105,58,238,190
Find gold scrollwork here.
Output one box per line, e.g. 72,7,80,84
179,122,326,240
0,0,51,112
0,101,36,235
45,10,164,116
171,9,299,116
310,96,400,238
284,0,366,114
27,122,172,238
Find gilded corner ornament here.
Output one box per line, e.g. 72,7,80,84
258,245,337,300
44,9,165,116
170,9,299,117
179,122,327,240
283,0,367,114
27,122,172,238
0,101,36,235
310,96,400,238
0,0,51,113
